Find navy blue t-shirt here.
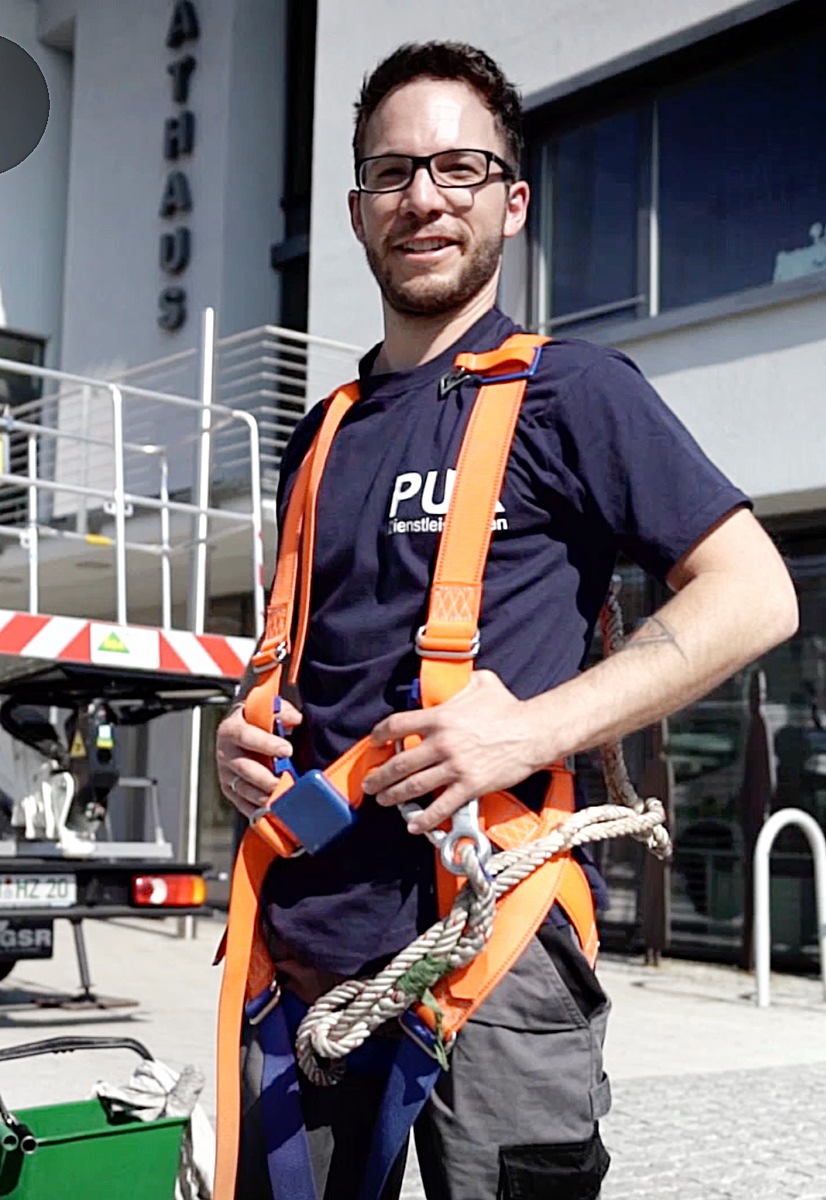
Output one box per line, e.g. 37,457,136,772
263,306,748,974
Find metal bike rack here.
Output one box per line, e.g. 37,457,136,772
753,807,826,1008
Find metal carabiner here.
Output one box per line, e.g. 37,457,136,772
392,738,491,876
398,796,491,877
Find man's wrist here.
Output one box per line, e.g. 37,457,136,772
518,691,574,773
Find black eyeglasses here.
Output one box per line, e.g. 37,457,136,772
355,148,516,194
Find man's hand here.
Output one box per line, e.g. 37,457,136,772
216,699,302,822
362,671,542,834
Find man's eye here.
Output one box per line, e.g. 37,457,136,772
436,155,483,182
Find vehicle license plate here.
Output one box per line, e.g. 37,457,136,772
0,875,77,908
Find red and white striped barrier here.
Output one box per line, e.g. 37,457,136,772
0,610,255,679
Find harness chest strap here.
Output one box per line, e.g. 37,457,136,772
214,334,599,1199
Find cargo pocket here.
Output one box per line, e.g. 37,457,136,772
496,1127,610,1200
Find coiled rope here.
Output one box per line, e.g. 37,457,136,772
295,579,672,1084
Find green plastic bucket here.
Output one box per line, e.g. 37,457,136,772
0,1037,190,1200
0,1098,187,1199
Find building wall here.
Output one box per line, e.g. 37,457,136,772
0,0,73,365
308,0,822,509
1,0,289,380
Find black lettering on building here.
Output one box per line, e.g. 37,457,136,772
167,54,197,103
158,224,190,273
159,170,192,218
166,0,200,49
159,2,200,332
160,227,191,274
163,111,195,160
158,286,187,330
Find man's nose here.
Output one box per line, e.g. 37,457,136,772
399,163,447,216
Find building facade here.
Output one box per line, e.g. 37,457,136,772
0,0,824,962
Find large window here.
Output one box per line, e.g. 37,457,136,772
593,527,826,968
531,20,826,332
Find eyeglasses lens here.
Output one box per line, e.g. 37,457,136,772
360,150,490,193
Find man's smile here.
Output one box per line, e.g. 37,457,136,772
393,235,462,264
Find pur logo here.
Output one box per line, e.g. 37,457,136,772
388,469,507,535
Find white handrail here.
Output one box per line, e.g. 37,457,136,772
754,807,826,1008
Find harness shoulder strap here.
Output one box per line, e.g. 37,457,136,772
245,381,360,731
416,333,548,708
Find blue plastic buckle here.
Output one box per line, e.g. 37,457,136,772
270,769,355,854
439,346,544,397
252,697,355,853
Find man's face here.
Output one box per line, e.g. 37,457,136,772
349,78,529,317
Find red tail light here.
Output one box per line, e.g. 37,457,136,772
131,874,207,907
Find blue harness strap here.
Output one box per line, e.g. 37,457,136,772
251,990,442,1200
247,988,319,1200
358,1015,443,1200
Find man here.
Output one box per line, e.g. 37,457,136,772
216,42,798,1200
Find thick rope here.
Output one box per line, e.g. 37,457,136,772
295,580,672,1084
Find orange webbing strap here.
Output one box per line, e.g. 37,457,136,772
246,382,360,724
213,734,401,1200
289,382,361,687
215,791,294,1200
423,768,599,1042
417,334,549,708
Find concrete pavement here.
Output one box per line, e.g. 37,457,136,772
0,916,823,1197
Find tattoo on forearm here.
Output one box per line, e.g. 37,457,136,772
622,615,687,661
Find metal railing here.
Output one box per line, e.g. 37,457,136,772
0,309,266,634
754,808,826,1007
103,322,363,497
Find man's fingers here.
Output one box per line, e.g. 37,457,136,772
278,698,303,729
404,783,471,834
370,708,433,746
363,739,439,795
231,720,293,759
375,764,456,810
222,755,278,795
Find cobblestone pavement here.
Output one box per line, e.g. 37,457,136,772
600,1062,826,1200
400,1062,826,1199
1,921,823,1199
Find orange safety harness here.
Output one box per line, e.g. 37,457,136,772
214,333,599,1198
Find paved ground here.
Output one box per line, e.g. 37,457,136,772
0,917,823,1198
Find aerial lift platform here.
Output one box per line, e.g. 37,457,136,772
0,310,260,1001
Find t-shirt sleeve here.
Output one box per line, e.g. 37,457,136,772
553,348,750,581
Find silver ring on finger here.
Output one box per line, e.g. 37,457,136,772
230,774,241,796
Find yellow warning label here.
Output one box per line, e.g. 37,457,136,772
98,632,129,654
70,731,86,758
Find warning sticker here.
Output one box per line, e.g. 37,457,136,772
90,624,160,670
98,632,129,654
70,731,86,758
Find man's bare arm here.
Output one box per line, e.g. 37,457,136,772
525,507,797,762
364,508,799,832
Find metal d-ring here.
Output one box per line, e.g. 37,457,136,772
392,740,492,876
398,795,491,877
436,798,492,876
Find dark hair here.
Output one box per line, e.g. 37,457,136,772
353,42,523,172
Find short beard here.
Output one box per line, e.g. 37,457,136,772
365,228,504,317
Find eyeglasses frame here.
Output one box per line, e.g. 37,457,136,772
354,148,517,194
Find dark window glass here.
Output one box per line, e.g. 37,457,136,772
549,110,644,325
659,35,826,310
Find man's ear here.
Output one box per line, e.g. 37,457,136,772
348,190,366,244
503,180,530,240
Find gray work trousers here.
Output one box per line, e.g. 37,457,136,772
238,925,612,1200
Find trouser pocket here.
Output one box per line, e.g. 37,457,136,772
497,1127,610,1200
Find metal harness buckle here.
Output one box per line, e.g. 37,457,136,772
414,626,480,661
252,640,288,674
